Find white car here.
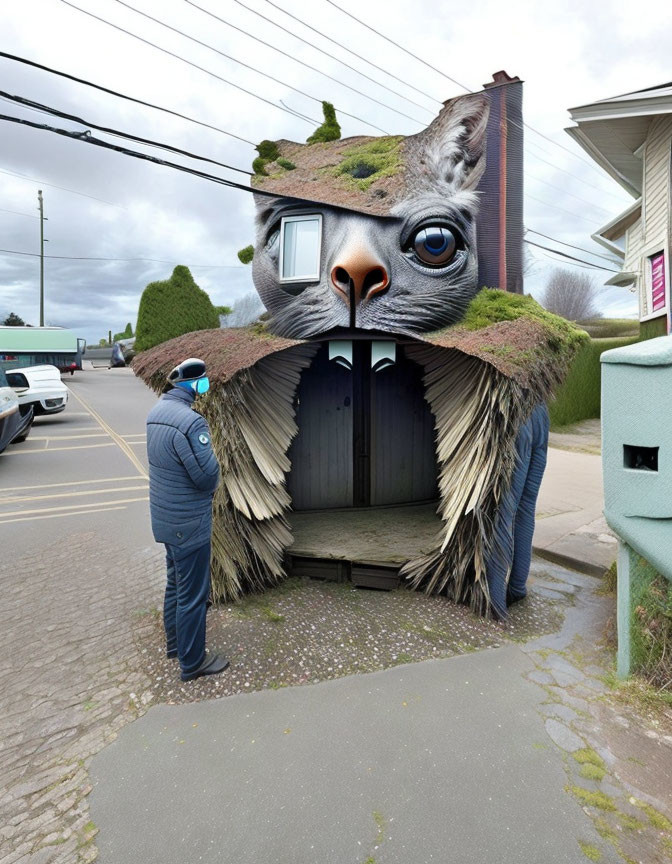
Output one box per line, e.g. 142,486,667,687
6,364,69,415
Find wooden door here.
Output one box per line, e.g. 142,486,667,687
287,342,437,510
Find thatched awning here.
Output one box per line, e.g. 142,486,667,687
132,326,301,393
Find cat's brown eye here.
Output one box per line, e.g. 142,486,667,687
409,225,460,267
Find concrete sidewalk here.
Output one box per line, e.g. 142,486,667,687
89,641,617,864
534,424,616,576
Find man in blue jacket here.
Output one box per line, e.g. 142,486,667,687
146,357,228,681
485,401,550,620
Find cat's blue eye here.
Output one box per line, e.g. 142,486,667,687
410,225,459,267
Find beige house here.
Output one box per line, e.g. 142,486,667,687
567,83,672,337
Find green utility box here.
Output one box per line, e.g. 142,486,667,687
601,336,672,676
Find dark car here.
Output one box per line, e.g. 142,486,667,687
0,367,33,454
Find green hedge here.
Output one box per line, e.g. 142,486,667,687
135,265,220,352
549,336,638,428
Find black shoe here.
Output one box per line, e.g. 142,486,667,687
181,651,230,682
506,588,527,607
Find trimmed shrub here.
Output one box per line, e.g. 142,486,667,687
237,245,254,265
134,265,220,352
307,101,341,144
549,336,638,428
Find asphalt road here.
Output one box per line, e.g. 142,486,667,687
0,367,157,557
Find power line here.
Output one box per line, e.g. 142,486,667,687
0,207,39,219
230,0,435,115
322,0,470,92
1,90,252,176
524,239,619,272
525,171,614,216
526,193,602,227
525,146,627,201
58,0,321,128
259,0,439,109
108,0,390,132
0,112,284,201
0,166,124,208
182,0,426,125
61,0,390,135
0,247,244,266
525,228,622,265
321,0,629,192
0,51,256,146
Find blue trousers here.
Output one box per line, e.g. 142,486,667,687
486,403,549,618
163,541,211,675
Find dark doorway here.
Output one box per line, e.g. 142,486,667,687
288,341,438,510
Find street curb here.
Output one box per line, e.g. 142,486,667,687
533,546,607,579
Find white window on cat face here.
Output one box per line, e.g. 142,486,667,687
279,214,322,283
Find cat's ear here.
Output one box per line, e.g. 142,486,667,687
415,92,490,194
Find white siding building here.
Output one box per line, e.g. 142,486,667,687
567,85,672,337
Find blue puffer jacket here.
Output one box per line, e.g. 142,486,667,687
146,387,220,551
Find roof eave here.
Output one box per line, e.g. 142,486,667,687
565,126,641,197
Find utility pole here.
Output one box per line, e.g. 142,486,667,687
38,189,45,326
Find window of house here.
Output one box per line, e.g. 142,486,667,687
279,215,322,283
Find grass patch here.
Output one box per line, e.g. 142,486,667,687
261,607,285,623
578,841,602,861
577,318,639,338
569,787,617,812
629,558,672,694
617,813,645,831
373,811,385,845
580,764,606,782
549,336,637,427
632,799,672,831
573,748,606,769
594,817,618,844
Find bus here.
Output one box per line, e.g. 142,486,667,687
0,326,87,374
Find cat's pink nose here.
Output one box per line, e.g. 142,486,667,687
330,251,389,307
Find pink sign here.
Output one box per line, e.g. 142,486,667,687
650,251,666,312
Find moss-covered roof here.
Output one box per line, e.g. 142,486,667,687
250,135,409,217
424,289,588,391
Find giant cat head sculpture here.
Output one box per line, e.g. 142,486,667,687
251,92,490,339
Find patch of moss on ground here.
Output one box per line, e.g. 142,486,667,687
594,817,618,844
330,136,404,191
580,763,606,782
569,786,617,812
617,813,645,832
276,157,296,170
632,799,672,831
578,841,602,861
573,748,606,769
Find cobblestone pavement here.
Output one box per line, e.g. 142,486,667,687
518,562,672,864
0,532,163,864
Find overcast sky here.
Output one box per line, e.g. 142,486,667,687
1,0,670,342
